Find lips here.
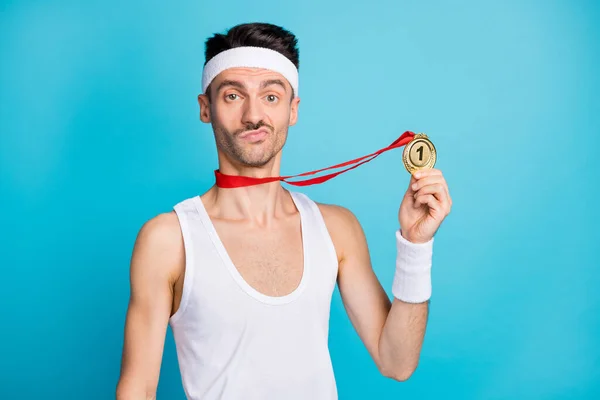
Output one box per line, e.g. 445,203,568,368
239,127,269,142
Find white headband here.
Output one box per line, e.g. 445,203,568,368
201,46,299,97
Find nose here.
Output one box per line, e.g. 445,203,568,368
241,96,265,126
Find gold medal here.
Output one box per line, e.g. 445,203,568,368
402,133,436,174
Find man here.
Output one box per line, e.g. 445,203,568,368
116,22,452,400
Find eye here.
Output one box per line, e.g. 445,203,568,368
226,93,239,101
266,94,279,103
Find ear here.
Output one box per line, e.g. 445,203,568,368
288,96,301,126
198,94,211,123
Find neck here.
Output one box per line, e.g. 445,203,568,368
203,154,291,225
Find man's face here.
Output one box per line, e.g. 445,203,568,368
198,67,300,168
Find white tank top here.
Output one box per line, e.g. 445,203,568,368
169,191,339,400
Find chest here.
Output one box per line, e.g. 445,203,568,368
213,218,305,297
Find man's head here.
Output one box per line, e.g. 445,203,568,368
198,23,301,168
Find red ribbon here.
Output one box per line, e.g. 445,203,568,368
215,130,416,188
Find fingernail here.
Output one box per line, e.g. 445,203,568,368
415,172,421,178
412,183,418,190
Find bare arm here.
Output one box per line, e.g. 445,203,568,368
116,212,184,399
320,204,427,382
378,297,428,380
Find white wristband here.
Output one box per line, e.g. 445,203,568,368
392,230,434,303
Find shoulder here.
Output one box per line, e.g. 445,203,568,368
136,211,182,248
315,202,361,230
315,202,366,263
131,211,184,284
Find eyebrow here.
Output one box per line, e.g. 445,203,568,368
260,79,287,92
215,79,288,94
215,80,246,93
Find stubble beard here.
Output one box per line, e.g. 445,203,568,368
214,124,288,168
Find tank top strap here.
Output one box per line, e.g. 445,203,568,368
289,191,339,269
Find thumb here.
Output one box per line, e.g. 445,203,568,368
406,174,417,195
403,175,417,203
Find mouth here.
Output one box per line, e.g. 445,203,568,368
239,127,270,142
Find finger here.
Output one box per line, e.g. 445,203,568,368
414,183,448,205
441,177,452,209
409,174,417,186
405,174,418,197
414,194,441,210
413,168,442,179
437,175,452,208
414,171,452,209
411,175,445,192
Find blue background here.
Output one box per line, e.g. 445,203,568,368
1,0,599,398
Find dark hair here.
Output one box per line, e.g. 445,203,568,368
204,22,299,98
